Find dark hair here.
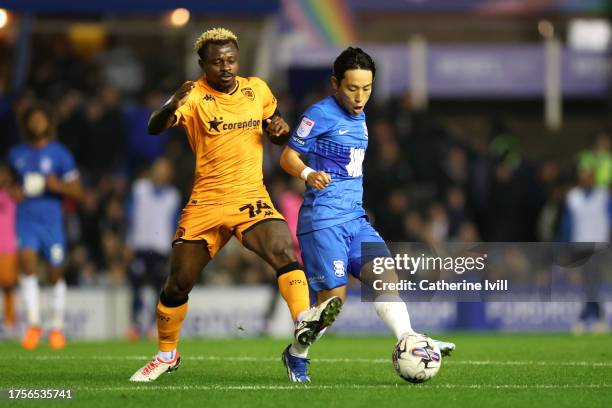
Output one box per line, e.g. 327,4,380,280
333,47,376,81
21,102,56,141
197,39,239,61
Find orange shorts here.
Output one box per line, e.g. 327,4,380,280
0,252,18,288
173,193,285,257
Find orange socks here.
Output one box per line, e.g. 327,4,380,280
277,269,310,321
156,302,188,352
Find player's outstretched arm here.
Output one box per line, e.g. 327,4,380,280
148,81,195,135
280,146,331,190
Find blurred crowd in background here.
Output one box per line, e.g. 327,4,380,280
1,31,611,290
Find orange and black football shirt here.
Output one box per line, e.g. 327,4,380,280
173,76,277,204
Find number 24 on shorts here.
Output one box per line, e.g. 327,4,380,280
239,200,274,218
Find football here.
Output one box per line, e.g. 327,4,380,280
392,334,442,383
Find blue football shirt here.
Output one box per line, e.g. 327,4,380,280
8,141,78,225
288,95,369,235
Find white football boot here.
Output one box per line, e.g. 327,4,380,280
294,296,342,346
129,353,181,382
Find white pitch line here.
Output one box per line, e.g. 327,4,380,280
11,355,612,367
75,384,612,392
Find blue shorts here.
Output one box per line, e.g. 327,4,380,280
16,220,66,266
298,217,390,292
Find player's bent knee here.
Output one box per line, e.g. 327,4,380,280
161,274,195,306
267,239,297,268
172,275,194,294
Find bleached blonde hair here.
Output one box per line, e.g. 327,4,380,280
194,27,239,59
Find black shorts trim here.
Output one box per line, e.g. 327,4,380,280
171,238,207,247
241,217,286,238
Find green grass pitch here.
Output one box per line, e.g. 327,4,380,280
1,334,611,407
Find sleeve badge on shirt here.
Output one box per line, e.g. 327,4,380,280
241,87,255,101
41,156,53,173
296,117,314,138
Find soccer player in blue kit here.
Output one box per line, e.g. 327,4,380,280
280,47,455,382
8,103,83,349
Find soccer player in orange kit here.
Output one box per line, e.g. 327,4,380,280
130,28,340,382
